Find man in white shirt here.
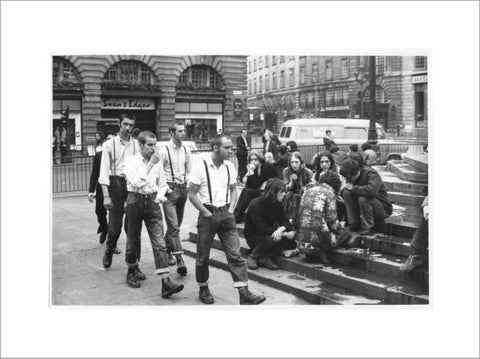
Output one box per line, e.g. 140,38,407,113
123,130,184,297
99,113,142,273
188,134,266,305
158,121,192,275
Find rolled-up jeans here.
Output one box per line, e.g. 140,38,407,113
125,192,169,277
342,189,388,230
162,183,187,255
411,218,428,257
196,205,248,288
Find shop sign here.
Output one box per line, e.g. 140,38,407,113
233,98,243,119
325,105,350,111
233,90,243,95
101,98,155,110
411,75,428,84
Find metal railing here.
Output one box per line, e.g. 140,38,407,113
52,142,427,193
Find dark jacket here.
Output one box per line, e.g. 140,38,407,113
88,150,103,193
244,196,292,236
273,152,289,178
246,162,278,190
323,136,336,152
236,135,249,158
351,167,393,215
263,141,278,160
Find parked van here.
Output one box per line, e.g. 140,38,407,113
278,118,409,165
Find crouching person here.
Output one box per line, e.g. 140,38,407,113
124,130,184,298
339,159,393,235
296,170,345,264
245,178,297,271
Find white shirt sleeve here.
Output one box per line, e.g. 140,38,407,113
189,161,204,186
98,140,112,186
228,161,238,186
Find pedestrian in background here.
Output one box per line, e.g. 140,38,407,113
99,113,142,272
235,129,250,183
158,120,191,275
263,129,278,160
123,130,184,298
286,140,298,153
323,129,336,152
188,134,266,305
273,145,289,178
131,128,141,140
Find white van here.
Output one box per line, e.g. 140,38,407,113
278,118,408,164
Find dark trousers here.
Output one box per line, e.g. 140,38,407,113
237,155,248,181
162,184,187,255
196,206,248,288
411,218,428,257
95,183,108,235
246,232,296,258
342,190,388,230
234,188,262,222
125,193,169,276
105,177,140,259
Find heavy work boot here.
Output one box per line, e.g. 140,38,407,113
238,287,266,305
176,255,187,276
161,277,184,298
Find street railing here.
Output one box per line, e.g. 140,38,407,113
52,142,427,193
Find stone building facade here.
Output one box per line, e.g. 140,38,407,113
246,55,428,139
52,55,247,153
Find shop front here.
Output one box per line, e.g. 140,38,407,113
175,101,223,144
99,97,157,135
52,98,83,156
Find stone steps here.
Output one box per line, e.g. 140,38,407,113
188,233,429,304
182,241,382,305
386,161,428,183
403,154,428,173
374,167,428,195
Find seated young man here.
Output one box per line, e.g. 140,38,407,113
339,159,393,235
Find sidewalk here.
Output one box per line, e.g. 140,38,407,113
52,196,309,305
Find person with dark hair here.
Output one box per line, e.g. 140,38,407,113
282,151,313,224
349,151,364,167
158,120,191,274
286,140,298,153
360,142,372,152
323,129,336,152
330,145,349,166
88,131,119,250
188,134,266,305
131,128,141,140
123,130,184,297
273,145,289,178
339,159,393,235
235,129,250,183
263,129,278,160
244,178,297,270
349,144,359,154
296,170,344,264
99,112,142,270
234,150,278,223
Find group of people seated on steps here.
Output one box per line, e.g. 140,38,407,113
234,132,428,273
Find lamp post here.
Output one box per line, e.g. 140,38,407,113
304,74,320,117
368,56,378,144
354,66,368,118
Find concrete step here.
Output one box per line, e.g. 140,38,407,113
182,240,382,305
388,191,426,207
188,233,429,304
403,154,428,173
386,161,428,183
374,167,428,195
358,233,414,258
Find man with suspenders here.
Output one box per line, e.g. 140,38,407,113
158,121,191,275
99,113,143,280
188,134,266,305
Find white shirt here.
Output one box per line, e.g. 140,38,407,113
157,140,192,184
124,152,168,195
189,156,237,207
98,136,138,186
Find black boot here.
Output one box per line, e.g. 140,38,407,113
126,269,141,288
199,285,214,304
102,249,113,268
134,265,146,281
176,255,187,276
239,287,266,305
161,277,184,298
167,250,176,266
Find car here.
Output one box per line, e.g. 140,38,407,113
278,118,409,165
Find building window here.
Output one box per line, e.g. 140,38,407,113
376,56,386,74
259,76,263,92
265,74,269,91
265,56,269,68
280,70,285,88
415,85,425,128
254,59,257,71
272,72,277,90
248,60,252,73
364,85,385,103
326,61,333,81
53,57,81,86
280,56,285,63
103,60,155,86
272,56,277,65
259,56,263,70
415,56,427,69
326,88,349,107
300,66,306,84
289,69,294,87
341,58,349,78
289,56,295,61
253,79,257,94
178,65,224,90
312,63,318,83
248,81,252,95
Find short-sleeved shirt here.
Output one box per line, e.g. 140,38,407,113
98,136,138,186
157,140,192,185
189,156,237,207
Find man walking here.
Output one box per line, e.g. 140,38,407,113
323,129,336,152
99,113,142,277
123,131,184,297
235,129,250,182
158,121,191,275
188,134,266,305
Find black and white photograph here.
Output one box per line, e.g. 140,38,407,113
1,1,479,358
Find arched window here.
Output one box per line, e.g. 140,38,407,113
177,65,224,91
103,61,156,89
53,57,81,86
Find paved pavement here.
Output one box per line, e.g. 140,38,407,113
52,193,309,305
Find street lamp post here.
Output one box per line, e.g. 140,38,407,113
354,66,368,118
304,74,320,117
368,56,378,144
